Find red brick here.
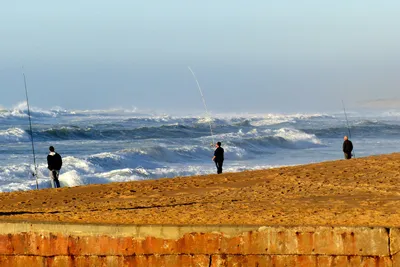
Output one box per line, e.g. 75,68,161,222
132,255,210,267
67,236,101,255
295,231,315,254
46,255,209,267
30,233,69,256
45,256,72,267
8,233,30,255
177,232,222,254
211,255,393,267
0,233,69,256
67,233,219,256
0,235,13,254
211,255,317,267
0,256,44,267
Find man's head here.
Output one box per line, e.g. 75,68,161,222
216,142,221,147
49,146,55,152
344,136,348,141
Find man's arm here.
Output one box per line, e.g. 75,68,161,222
55,154,62,169
212,149,217,161
47,155,52,170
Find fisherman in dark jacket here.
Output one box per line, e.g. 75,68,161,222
342,136,353,160
212,142,224,174
47,146,62,188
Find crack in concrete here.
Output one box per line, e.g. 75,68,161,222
387,227,392,257
0,211,60,216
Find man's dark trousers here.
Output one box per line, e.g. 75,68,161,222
215,161,223,174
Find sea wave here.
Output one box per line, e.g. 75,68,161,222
0,128,30,143
0,102,336,129
1,106,399,192
3,113,400,146
0,103,146,121
35,124,203,141
0,102,73,120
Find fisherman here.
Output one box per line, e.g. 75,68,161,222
212,141,224,174
342,136,353,160
47,146,62,188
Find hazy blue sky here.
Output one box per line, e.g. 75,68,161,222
1,1,400,113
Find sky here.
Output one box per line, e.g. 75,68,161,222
1,1,400,114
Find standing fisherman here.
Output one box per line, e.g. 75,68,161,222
341,100,355,158
343,136,353,160
47,146,62,188
212,142,224,174
188,67,221,173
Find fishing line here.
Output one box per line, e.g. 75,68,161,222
188,66,215,146
23,69,39,189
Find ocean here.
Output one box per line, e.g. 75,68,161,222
1,102,399,192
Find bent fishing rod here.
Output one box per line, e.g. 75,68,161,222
341,100,355,158
23,70,39,189
188,66,215,146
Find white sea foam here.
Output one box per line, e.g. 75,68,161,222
59,170,85,187
273,128,321,144
97,168,133,178
63,156,96,173
0,164,30,180
0,182,33,191
250,116,294,126
90,152,122,161
0,128,29,143
96,168,140,182
197,116,215,124
211,127,320,145
0,102,79,120
13,101,58,117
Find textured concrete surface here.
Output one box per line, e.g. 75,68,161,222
0,222,398,266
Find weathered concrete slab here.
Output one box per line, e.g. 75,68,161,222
0,255,211,267
0,222,396,266
392,253,400,267
390,228,400,256
0,221,259,239
211,255,392,267
0,222,391,256
0,255,392,267
218,226,389,256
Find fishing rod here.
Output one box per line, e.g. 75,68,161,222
23,70,39,190
188,66,215,146
341,99,355,158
